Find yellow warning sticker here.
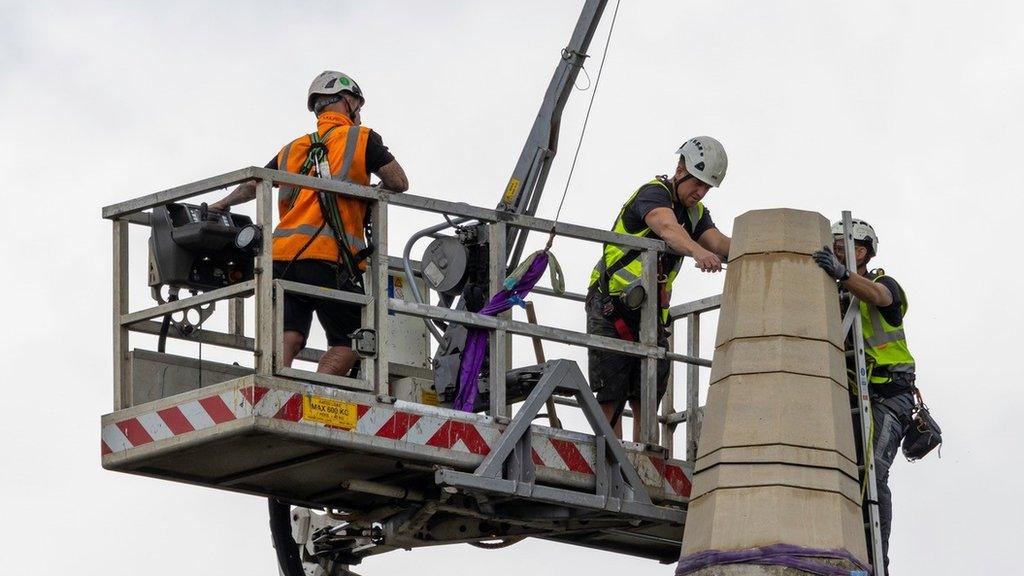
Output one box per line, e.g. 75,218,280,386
302,395,358,429
421,390,440,406
501,178,521,204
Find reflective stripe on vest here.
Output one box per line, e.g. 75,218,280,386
588,178,703,323
271,223,367,252
278,142,298,210
272,113,370,264
861,271,916,382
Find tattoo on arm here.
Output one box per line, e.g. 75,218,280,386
375,160,409,193
210,181,257,211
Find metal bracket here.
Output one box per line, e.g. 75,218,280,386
348,328,377,358
150,285,216,336
436,360,683,524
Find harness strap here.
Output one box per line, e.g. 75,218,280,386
600,248,641,295
282,124,368,281
600,177,690,297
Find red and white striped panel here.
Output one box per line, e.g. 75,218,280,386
532,434,596,475
637,455,692,498
102,384,690,498
101,387,255,454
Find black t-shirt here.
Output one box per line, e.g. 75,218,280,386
609,179,717,315
620,178,717,240
875,275,905,327
264,129,395,174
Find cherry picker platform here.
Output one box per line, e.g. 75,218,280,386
101,166,721,571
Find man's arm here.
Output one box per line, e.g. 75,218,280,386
698,228,731,259
209,181,257,212
812,246,893,307
841,273,893,307
645,207,722,272
209,156,279,211
374,159,408,193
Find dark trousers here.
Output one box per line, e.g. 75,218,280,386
870,390,915,570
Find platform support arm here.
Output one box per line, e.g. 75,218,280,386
370,196,391,396
488,222,509,418
685,312,701,462
638,249,660,446
112,218,130,410
255,178,275,376
474,360,652,506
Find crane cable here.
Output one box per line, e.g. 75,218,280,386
546,0,622,250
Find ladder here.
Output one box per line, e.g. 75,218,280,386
839,210,887,576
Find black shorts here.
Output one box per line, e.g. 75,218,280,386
272,260,363,347
585,294,670,404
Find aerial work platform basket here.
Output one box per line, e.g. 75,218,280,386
101,168,720,567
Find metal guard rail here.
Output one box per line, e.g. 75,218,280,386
107,167,720,457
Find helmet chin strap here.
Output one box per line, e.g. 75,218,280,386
673,173,694,201
342,97,359,122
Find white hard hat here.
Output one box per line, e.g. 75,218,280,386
675,136,728,187
307,71,365,112
831,219,878,255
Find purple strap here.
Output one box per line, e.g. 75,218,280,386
677,544,872,576
452,252,550,412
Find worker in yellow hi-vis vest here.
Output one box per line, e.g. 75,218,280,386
586,137,732,440
813,219,918,572
211,71,409,377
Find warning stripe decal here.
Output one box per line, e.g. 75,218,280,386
102,384,691,498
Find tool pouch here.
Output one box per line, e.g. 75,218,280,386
902,403,942,461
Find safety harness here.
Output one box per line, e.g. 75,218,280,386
280,127,374,286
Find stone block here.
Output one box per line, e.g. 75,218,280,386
696,374,857,463
690,463,861,503
709,335,846,386
728,208,832,261
681,486,869,565
715,253,843,348
695,444,859,482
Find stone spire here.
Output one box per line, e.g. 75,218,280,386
677,209,869,575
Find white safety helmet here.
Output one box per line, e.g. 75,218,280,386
831,219,878,256
675,136,728,187
307,71,365,112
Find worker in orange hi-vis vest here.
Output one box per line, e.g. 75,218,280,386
211,70,409,377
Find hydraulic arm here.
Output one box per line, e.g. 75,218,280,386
409,0,609,407
498,0,608,268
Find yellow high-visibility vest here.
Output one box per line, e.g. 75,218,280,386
588,178,704,324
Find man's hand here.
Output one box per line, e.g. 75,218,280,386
693,247,723,272
812,245,850,281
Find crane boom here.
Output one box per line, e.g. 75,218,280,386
498,0,608,269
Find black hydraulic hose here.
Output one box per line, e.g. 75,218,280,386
156,291,179,353
268,498,305,576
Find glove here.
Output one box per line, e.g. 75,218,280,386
812,245,850,281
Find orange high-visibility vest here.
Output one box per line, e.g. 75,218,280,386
272,112,371,266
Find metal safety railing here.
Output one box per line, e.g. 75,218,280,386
103,166,719,458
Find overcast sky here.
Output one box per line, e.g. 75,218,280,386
2,1,1022,574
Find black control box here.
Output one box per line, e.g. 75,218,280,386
148,202,255,291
